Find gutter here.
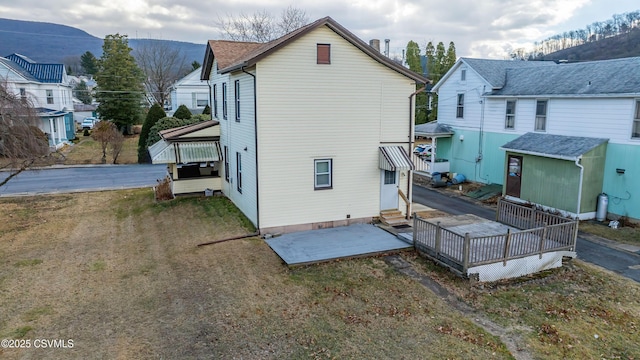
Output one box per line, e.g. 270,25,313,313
575,156,584,218
498,147,580,162
242,66,260,232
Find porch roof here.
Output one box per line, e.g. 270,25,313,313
149,140,222,164
379,146,414,171
415,122,453,137
500,132,608,161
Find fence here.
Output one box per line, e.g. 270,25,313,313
413,199,578,275
496,198,573,229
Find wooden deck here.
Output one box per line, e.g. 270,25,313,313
413,201,578,281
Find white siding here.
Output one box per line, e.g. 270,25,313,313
436,64,489,130
255,26,415,229
481,97,638,144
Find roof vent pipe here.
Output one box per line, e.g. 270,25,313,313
384,39,390,57
369,39,380,52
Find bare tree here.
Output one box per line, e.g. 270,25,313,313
217,7,309,43
91,120,118,164
0,80,52,188
109,130,124,164
134,40,189,106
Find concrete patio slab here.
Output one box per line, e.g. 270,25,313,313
265,223,412,266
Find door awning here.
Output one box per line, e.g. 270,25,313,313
379,146,414,171
149,140,222,164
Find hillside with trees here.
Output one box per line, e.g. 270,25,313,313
510,9,640,61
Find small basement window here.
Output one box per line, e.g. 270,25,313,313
317,44,331,64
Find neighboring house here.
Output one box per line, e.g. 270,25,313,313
201,16,428,234
149,120,222,195
72,102,98,125
0,53,74,148
169,67,210,115
431,56,640,221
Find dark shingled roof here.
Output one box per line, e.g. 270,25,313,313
461,58,556,89
415,122,453,136
490,57,640,96
501,132,608,160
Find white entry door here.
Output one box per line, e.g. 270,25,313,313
380,170,399,210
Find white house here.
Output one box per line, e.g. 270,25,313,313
201,16,428,234
431,57,640,221
169,67,210,115
0,54,74,148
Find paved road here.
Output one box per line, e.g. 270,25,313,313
413,184,640,283
0,164,168,196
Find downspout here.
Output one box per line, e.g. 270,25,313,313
477,86,488,183
207,80,213,117
575,156,584,219
407,85,426,219
242,66,260,232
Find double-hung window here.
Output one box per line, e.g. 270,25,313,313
505,100,516,129
314,159,332,190
633,100,640,139
460,69,466,81
236,152,242,193
456,94,464,118
192,93,208,108
234,80,240,122
317,44,331,64
213,84,218,118
46,89,54,104
535,100,547,131
222,82,228,120
224,146,229,182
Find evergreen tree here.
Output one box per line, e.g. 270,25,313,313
146,116,205,148
173,104,192,120
73,80,92,105
406,41,427,124
445,42,457,70
95,34,145,132
202,104,211,115
138,103,167,163
80,51,98,75
191,61,201,71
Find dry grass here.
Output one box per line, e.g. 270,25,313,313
61,133,138,165
403,253,640,360
0,190,512,359
579,220,640,246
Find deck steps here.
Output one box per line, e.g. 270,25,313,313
379,210,409,227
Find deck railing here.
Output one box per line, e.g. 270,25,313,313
496,198,573,229
413,200,578,274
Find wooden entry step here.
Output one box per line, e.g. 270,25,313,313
379,210,408,227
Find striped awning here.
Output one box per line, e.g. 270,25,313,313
149,140,222,164
379,146,414,171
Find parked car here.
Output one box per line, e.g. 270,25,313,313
81,117,97,130
413,144,433,156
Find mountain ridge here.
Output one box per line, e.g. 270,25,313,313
0,18,205,65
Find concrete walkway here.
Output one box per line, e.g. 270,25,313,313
265,223,412,266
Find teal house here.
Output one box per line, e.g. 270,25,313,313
431,57,640,221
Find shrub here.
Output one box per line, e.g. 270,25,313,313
138,103,166,163
202,104,211,115
146,116,205,148
173,104,192,120
83,129,90,136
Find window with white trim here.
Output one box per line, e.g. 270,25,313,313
46,89,54,104
633,100,640,139
222,82,228,120
460,69,466,81
505,100,516,129
234,80,240,121
535,100,547,131
456,93,464,118
314,159,332,190
192,92,209,108
19,88,26,100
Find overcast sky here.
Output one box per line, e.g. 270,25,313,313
1,0,638,59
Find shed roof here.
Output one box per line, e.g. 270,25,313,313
159,120,219,141
202,16,428,84
501,132,608,160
